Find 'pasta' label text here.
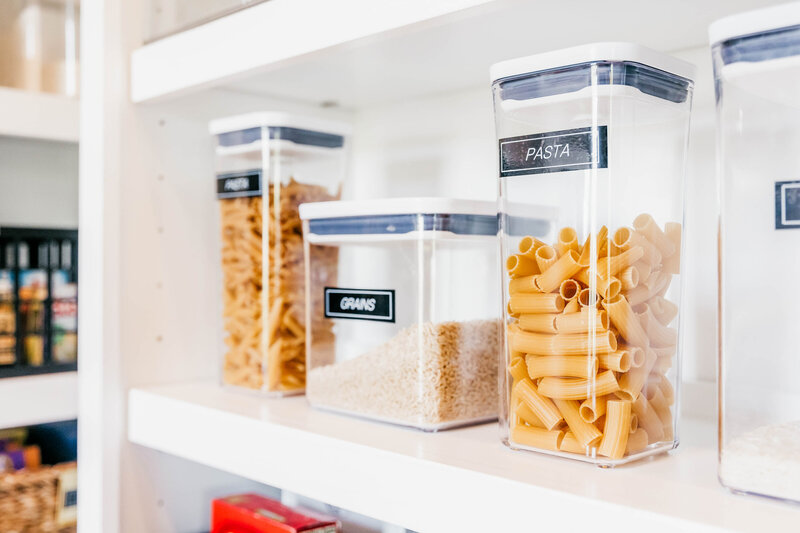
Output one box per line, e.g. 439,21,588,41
216,170,262,199
499,126,608,177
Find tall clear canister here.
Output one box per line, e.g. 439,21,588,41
712,4,800,502
491,43,694,465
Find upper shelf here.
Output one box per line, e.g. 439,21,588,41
0,372,78,429
129,381,799,533
131,0,784,107
0,88,79,143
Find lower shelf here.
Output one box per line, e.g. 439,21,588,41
0,372,78,429
128,381,798,533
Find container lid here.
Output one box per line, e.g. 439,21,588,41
209,112,352,137
709,3,800,46
299,197,497,220
490,42,696,84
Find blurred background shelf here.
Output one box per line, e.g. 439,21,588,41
0,88,79,143
129,381,799,533
0,371,78,430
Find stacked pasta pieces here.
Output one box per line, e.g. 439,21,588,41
505,214,680,461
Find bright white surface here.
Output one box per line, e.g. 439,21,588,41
490,42,696,83
0,372,78,429
0,87,79,143
299,197,498,219
709,1,800,45
128,381,799,533
208,111,352,136
131,0,784,107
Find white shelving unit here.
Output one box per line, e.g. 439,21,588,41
0,372,78,430
0,87,79,143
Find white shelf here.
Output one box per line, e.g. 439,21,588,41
0,88,79,143
131,0,785,107
128,381,799,533
0,372,78,429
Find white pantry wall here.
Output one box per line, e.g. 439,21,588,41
348,44,718,385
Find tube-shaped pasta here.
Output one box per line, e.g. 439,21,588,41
579,395,609,423
511,329,617,356
652,344,676,359
506,254,539,278
513,378,564,430
534,245,557,273
616,348,657,401
661,222,682,275
602,295,650,348
593,415,606,432
654,355,672,374
662,411,675,440
511,423,564,451
574,269,621,299
519,236,547,258
508,356,529,383
619,266,639,291
578,226,608,266
509,293,565,314
507,301,519,319
597,350,631,372
650,296,679,325
535,250,582,293
638,306,678,347
512,393,547,428
646,387,670,415
626,271,670,306
658,377,675,405
632,395,665,443
578,288,598,308
519,314,558,334
612,227,662,266
626,428,649,454
559,279,581,301
526,354,598,380
631,260,652,284
554,309,608,334
597,246,644,279
538,370,620,400
598,400,632,460
559,431,587,454
633,213,675,257
509,275,543,294
554,398,603,447
556,227,579,257
630,413,639,433
563,298,580,313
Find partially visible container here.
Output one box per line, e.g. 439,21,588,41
711,3,800,503
492,43,694,465
300,198,545,431
210,112,349,395
145,0,266,42
0,0,80,96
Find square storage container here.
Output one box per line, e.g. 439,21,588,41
210,112,349,395
711,4,800,502
492,43,694,465
299,198,521,431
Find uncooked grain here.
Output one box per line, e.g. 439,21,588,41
307,319,502,428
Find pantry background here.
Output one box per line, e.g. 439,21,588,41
75,0,784,532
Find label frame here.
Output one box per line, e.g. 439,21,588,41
776,180,800,230
499,126,608,177
323,287,395,323
216,170,263,199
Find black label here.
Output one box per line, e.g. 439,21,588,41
216,171,262,199
324,288,395,322
64,489,77,507
499,126,608,177
776,180,800,229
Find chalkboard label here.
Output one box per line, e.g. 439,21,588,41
776,180,800,229
324,288,395,322
217,170,262,199
499,126,608,177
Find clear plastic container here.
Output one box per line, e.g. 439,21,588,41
491,43,694,465
299,198,523,431
210,112,349,395
711,4,800,502
0,0,80,96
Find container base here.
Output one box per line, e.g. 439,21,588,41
310,403,497,432
503,437,678,467
221,382,305,398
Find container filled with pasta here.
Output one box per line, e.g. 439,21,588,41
299,198,543,431
210,112,349,395
491,43,694,465
712,5,800,502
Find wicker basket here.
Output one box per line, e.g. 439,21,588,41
0,462,77,533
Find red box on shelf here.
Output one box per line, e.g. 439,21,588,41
211,494,340,533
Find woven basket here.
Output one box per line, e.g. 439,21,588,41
0,462,76,533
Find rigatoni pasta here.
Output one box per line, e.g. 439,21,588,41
504,215,681,463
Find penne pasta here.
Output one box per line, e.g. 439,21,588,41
597,350,632,372
509,274,543,294
637,305,678,347
633,213,676,257
661,222,682,275
506,254,539,278
556,227,580,257
519,236,547,258
554,309,608,334
519,314,558,334
619,265,639,291
507,300,519,319
554,398,603,447
526,354,598,380
509,293,565,314
559,431,588,454
563,298,580,313
512,392,547,428
511,329,617,356
626,428,649,454
578,226,608,267
602,295,650,348
559,279,581,301
632,395,665,443
513,378,564,430
578,288,598,308
616,348,657,401
538,370,620,400
631,260,652,285
598,400,632,460
508,356,529,383
535,250,583,293
511,423,564,451
625,271,671,306
646,386,670,415
596,246,645,279
612,227,662,267
579,395,609,423
534,245,558,273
